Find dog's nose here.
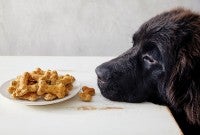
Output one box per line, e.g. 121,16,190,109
95,66,111,82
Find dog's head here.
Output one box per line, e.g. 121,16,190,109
96,8,200,125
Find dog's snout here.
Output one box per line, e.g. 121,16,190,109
95,65,111,82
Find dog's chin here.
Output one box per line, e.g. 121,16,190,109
97,79,123,101
97,79,148,103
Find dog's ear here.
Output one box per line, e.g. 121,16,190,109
167,26,200,125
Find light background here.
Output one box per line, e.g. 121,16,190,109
0,0,200,56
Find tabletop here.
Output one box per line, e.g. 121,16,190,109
0,56,182,135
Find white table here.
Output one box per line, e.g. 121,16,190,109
0,56,182,135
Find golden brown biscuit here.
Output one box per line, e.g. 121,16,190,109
8,86,16,94
82,86,95,96
31,68,44,75
43,93,57,101
79,86,95,102
78,92,92,102
56,75,75,85
14,72,31,96
37,80,67,98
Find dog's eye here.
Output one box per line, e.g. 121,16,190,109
142,54,157,64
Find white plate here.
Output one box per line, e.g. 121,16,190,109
0,79,81,105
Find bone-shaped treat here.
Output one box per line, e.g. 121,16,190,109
37,80,67,98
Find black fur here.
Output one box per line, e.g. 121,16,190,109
96,8,200,135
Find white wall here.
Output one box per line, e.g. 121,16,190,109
0,0,200,56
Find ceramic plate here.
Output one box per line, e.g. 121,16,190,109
0,79,81,105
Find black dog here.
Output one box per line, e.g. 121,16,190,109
95,8,200,135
